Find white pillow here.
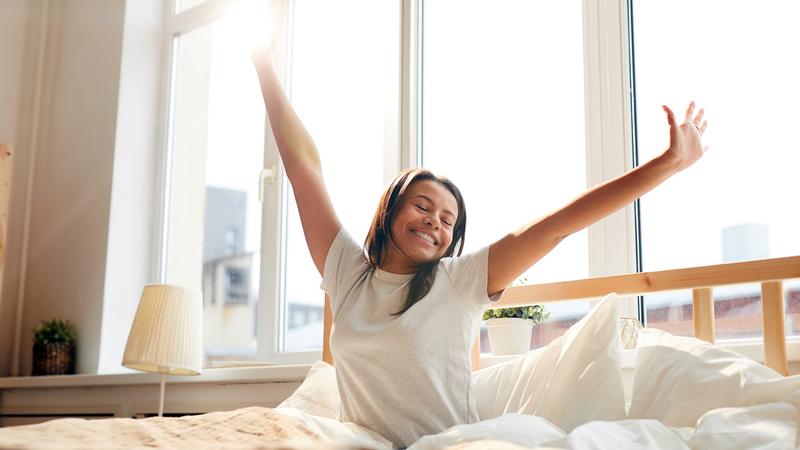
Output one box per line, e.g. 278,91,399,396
628,328,800,435
471,292,626,432
277,360,341,420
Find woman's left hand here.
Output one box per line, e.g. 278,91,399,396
661,101,708,172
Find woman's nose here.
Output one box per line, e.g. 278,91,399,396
424,215,439,229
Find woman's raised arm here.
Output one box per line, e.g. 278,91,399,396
252,50,341,275
486,102,709,296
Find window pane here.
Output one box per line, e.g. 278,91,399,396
423,0,590,351
788,280,800,336
167,14,265,366
646,281,800,341
632,1,800,337
282,0,399,352
643,291,693,337
645,284,763,340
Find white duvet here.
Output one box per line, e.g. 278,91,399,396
406,404,797,449
281,293,800,449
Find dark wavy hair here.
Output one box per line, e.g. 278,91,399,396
362,168,467,316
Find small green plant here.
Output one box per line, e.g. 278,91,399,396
482,276,550,323
32,319,77,345
482,304,550,322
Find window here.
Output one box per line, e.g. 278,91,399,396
421,0,591,351
159,0,796,365
280,0,400,352
160,0,630,364
630,0,800,338
163,1,267,365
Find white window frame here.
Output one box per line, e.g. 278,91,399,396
581,0,638,317
155,0,674,366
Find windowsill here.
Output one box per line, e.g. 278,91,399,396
0,364,311,389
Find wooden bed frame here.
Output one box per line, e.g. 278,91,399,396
322,255,800,376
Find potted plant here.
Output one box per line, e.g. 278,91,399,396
483,277,550,355
31,319,77,376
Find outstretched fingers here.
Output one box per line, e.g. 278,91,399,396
684,101,696,123
663,105,677,127
693,107,705,126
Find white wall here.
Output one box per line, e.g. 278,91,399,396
0,0,36,378
97,0,163,374
20,0,125,376
0,0,163,376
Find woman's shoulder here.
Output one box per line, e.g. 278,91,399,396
435,244,494,305
437,245,491,286
322,228,370,287
328,228,367,260
438,244,490,270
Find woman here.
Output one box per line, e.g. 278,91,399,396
252,49,707,448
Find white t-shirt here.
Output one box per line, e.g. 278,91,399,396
321,228,499,448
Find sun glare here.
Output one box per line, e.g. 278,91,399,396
219,0,273,55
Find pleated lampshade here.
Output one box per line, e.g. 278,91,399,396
122,284,203,376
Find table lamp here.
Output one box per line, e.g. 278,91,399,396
122,284,203,417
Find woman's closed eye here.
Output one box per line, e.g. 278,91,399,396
415,203,452,227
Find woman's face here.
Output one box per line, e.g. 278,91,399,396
385,179,459,270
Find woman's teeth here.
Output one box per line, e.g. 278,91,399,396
412,230,435,245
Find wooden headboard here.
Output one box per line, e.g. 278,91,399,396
322,255,800,376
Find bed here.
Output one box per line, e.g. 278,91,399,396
1,256,798,449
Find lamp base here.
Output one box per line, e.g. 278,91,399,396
158,372,166,417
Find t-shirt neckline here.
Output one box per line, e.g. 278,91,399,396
374,267,416,283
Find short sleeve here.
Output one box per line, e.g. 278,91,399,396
440,245,504,306
320,228,368,317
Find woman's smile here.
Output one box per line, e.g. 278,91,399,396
410,229,437,246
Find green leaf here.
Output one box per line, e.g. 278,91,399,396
32,319,76,344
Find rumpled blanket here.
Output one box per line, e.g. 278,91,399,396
0,406,388,450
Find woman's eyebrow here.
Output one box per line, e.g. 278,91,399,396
413,194,456,217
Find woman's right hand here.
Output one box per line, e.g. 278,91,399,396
250,39,273,76
249,13,276,77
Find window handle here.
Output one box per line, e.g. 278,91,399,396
258,165,278,202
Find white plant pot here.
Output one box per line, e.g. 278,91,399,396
486,318,534,355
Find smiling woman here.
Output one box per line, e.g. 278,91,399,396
376,176,463,271
253,14,712,440
362,169,468,316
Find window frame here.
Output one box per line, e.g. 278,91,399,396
155,0,654,366
581,0,638,316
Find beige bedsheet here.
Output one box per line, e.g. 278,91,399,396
0,406,375,450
